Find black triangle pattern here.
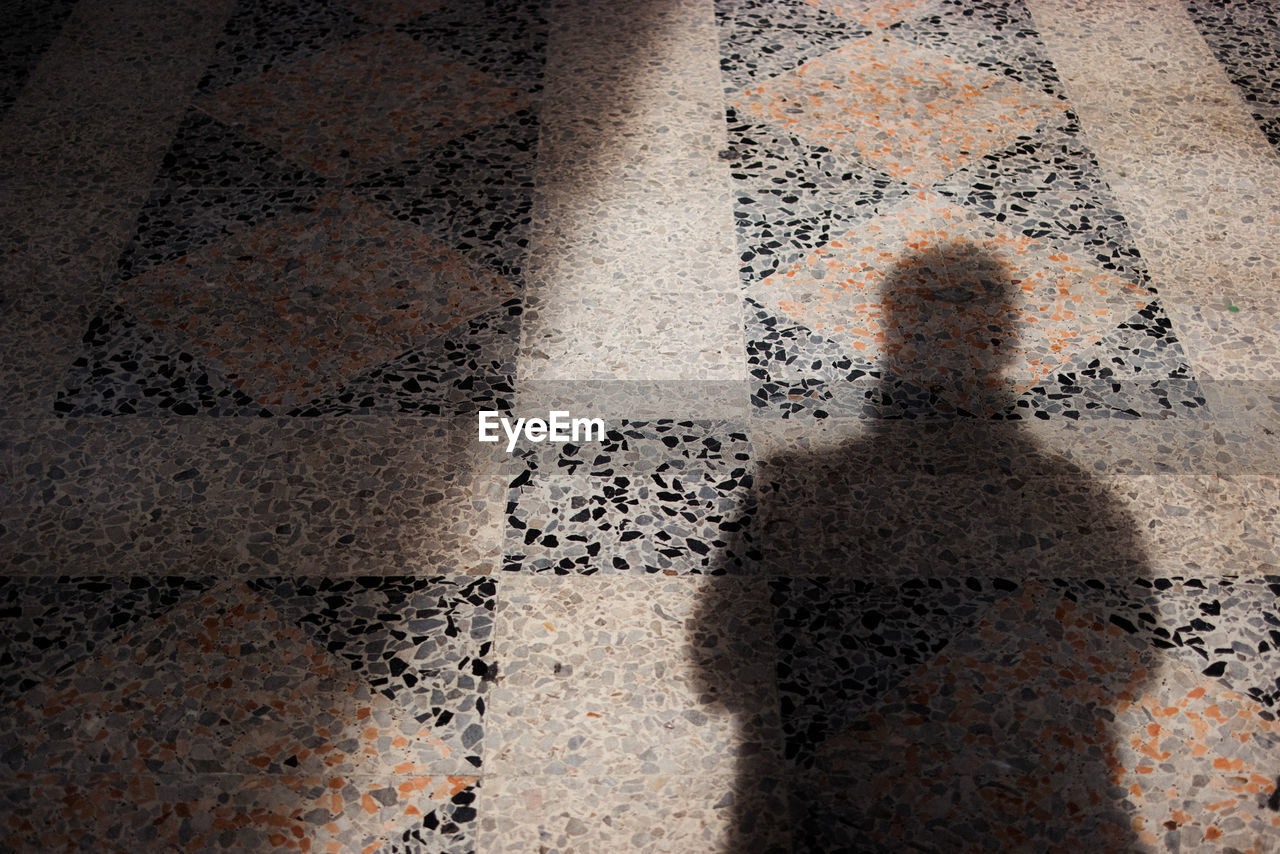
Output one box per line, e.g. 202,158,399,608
1006,301,1208,421
716,0,874,92
54,303,271,417
287,300,521,417
0,575,217,705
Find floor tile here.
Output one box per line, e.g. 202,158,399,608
499,419,755,575
488,575,779,776
0,572,491,852
0,0,79,120
793,581,1161,851
1185,0,1280,151
715,0,872,93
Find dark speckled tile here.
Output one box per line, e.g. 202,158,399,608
65,190,521,415
391,0,548,94
781,579,1279,852
357,106,540,275
0,574,491,851
112,186,330,283
286,300,521,418
768,576,1020,768
1,578,493,776
153,108,329,189
0,575,216,705
55,303,273,418
2,418,506,574
1,772,480,854
196,29,529,183
0,0,80,119
194,0,374,96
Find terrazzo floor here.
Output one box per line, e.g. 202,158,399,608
2,0,1279,851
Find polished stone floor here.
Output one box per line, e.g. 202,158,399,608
2,0,1279,851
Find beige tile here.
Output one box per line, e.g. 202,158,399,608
478,773,789,854
488,575,779,778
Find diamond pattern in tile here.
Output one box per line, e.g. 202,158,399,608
115,191,517,409
197,29,528,179
754,192,1153,415
735,34,1067,187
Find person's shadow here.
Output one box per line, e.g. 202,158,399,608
696,243,1155,852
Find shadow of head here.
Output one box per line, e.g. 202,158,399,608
878,241,1021,416
693,243,1154,852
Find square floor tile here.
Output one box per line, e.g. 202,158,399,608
488,575,779,778
3,578,494,779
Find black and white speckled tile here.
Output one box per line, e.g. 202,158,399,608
890,0,1067,99
1006,302,1208,422
744,300,1205,424
246,575,496,744
503,470,757,576
721,5,1207,427
502,419,753,477
934,116,1153,289
715,0,872,93
1184,0,1280,151
502,421,757,575
725,111,918,285
1054,574,1280,716
745,296,949,420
